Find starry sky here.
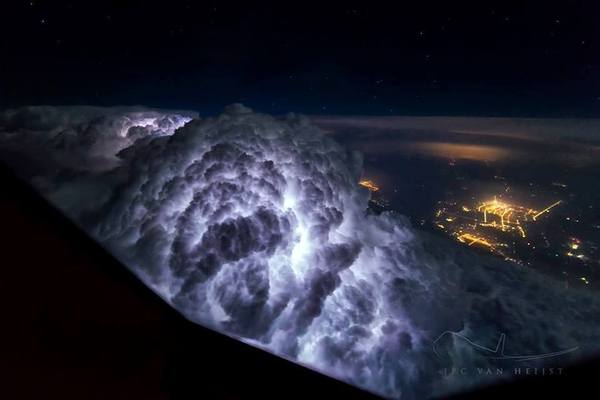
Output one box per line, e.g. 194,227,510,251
2,1,600,117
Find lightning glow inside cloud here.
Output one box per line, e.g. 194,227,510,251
1,104,599,399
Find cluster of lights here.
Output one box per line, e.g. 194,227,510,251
454,231,515,262
476,196,562,238
566,238,587,261
456,233,493,248
435,195,562,263
581,277,590,285
359,179,380,192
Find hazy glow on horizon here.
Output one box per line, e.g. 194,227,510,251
408,142,514,162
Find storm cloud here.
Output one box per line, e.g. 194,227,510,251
1,105,599,399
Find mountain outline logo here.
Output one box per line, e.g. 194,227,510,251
432,331,579,362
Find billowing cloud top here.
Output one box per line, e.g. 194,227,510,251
1,105,599,399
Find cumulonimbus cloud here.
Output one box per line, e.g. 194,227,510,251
1,104,599,399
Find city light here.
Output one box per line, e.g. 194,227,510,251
362,178,595,289
359,179,380,192
434,195,563,263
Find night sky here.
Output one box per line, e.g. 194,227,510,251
3,1,600,116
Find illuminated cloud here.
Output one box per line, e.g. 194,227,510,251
1,105,599,399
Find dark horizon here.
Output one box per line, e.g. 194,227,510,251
3,1,600,118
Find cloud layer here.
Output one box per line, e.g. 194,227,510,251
1,105,599,399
